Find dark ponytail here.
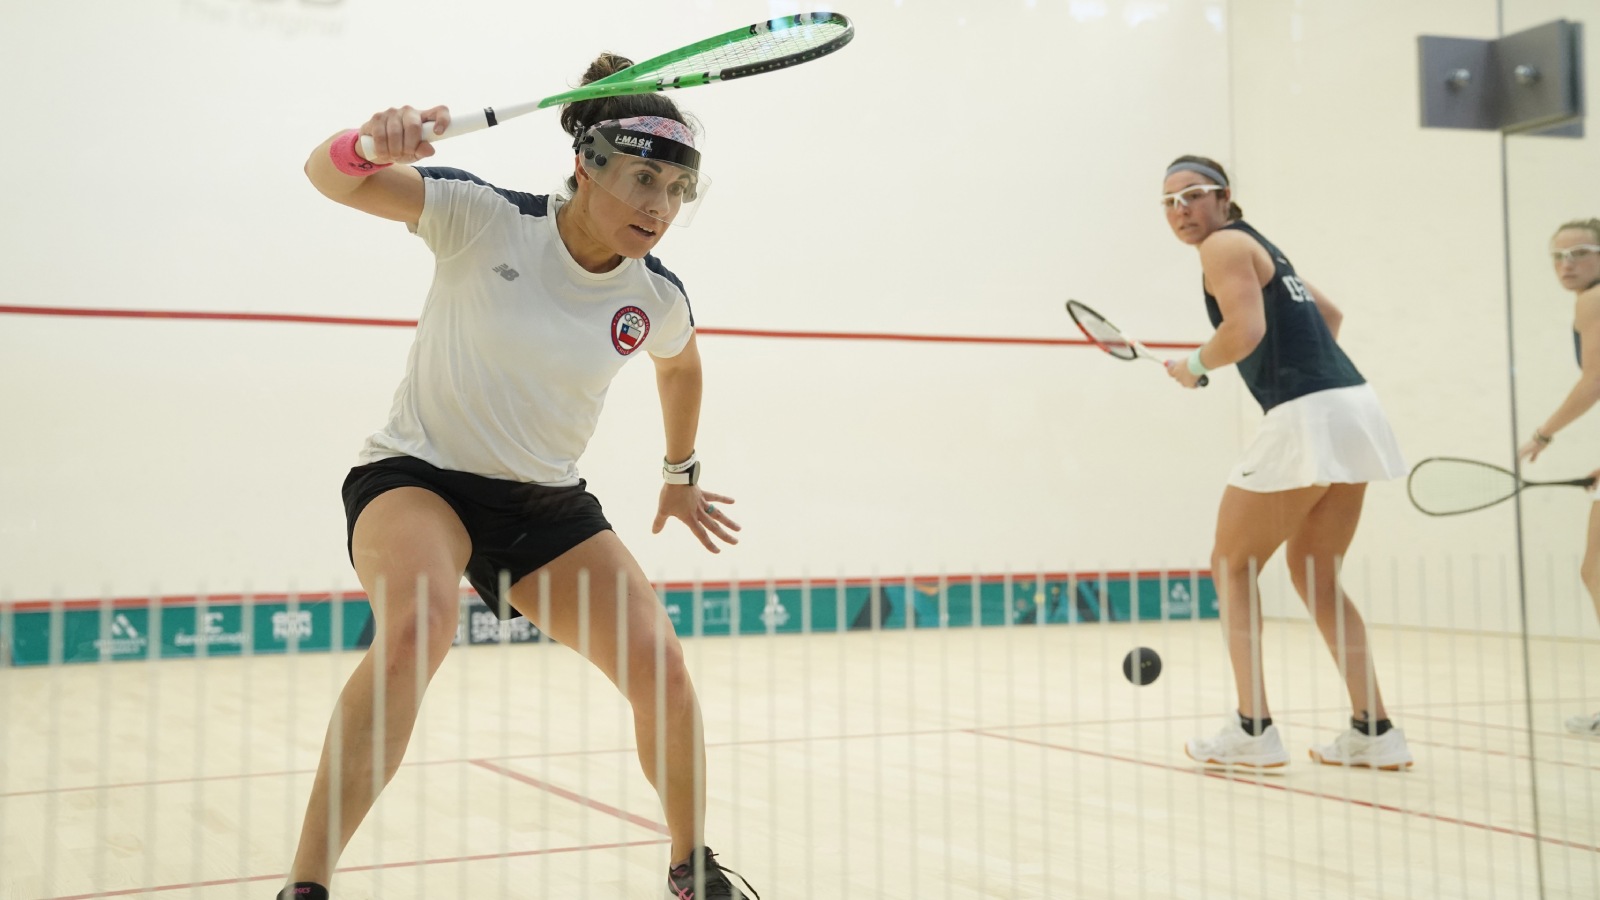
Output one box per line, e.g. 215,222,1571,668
1168,154,1243,220
561,53,698,194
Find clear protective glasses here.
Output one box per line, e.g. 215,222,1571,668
1160,183,1227,210
576,119,710,228
1551,244,1600,265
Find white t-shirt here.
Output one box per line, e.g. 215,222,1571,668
357,167,695,485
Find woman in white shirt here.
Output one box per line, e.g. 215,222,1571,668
278,53,756,900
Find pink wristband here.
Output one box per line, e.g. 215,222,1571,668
329,129,391,177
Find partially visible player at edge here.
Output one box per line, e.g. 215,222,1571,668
277,53,758,900
1160,155,1414,771
1517,217,1600,738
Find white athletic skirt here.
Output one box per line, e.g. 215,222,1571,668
1228,383,1408,492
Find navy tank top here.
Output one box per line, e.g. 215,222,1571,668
1203,221,1365,412
1574,278,1600,366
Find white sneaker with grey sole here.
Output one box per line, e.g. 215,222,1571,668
1185,720,1289,768
1309,727,1414,770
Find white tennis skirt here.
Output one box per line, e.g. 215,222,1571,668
1229,383,1408,492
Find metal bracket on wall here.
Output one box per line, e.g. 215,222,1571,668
1419,19,1584,137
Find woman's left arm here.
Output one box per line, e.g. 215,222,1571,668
655,333,703,466
651,333,740,551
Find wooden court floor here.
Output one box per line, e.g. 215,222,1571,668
2,618,1597,899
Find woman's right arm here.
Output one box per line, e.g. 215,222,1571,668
1303,280,1343,341
304,105,451,225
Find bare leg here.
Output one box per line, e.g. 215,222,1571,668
508,531,704,862
1583,503,1600,627
1212,485,1329,720
1285,483,1388,721
284,488,470,887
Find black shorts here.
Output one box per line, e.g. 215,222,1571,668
341,455,614,619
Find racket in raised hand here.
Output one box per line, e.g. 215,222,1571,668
1066,299,1208,387
1407,456,1598,516
359,12,854,159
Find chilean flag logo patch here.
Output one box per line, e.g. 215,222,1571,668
611,306,650,356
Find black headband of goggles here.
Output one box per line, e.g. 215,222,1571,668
574,124,702,173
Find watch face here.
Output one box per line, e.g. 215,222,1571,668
663,461,699,485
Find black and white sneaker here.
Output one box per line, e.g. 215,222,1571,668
666,847,759,899
276,883,328,900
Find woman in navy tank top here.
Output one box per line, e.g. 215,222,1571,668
1159,156,1413,771
1519,218,1600,737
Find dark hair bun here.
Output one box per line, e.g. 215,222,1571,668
560,53,635,137
583,52,633,85
556,53,696,195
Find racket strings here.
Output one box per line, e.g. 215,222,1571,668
633,19,850,80
1076,315,1137,359
1407,459,1519,515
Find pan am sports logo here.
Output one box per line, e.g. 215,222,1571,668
94,613,150,656
611,306,650,356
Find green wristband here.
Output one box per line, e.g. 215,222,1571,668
1186,349,1210,377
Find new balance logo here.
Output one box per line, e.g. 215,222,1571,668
493,263,520,281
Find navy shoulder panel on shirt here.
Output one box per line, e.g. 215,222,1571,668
414,167,549,218
644,254,694,326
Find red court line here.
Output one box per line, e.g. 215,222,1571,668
0,706,1436,800
700,325,1200,350
1403,710,1596,743
0,303,1202,349
42,837,671,900
469,759,670,836
3,591,378,613
972,729,1600,854
652,569,1212,592
0,304,418,329
0,713,1237,800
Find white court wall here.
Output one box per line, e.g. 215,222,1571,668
0,0,1539,638
0,0,1235,599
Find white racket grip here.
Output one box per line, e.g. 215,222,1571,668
356,107,492,161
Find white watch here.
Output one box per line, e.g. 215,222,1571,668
663,454,699,485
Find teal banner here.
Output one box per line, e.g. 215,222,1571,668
5,598,376,667
4,575,1214,667
656,575,1218,637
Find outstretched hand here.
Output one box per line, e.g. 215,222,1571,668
653,485,741,553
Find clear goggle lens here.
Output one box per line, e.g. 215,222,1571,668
578,125,710,228
1551,244,1600,265
1160,184,1226,209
